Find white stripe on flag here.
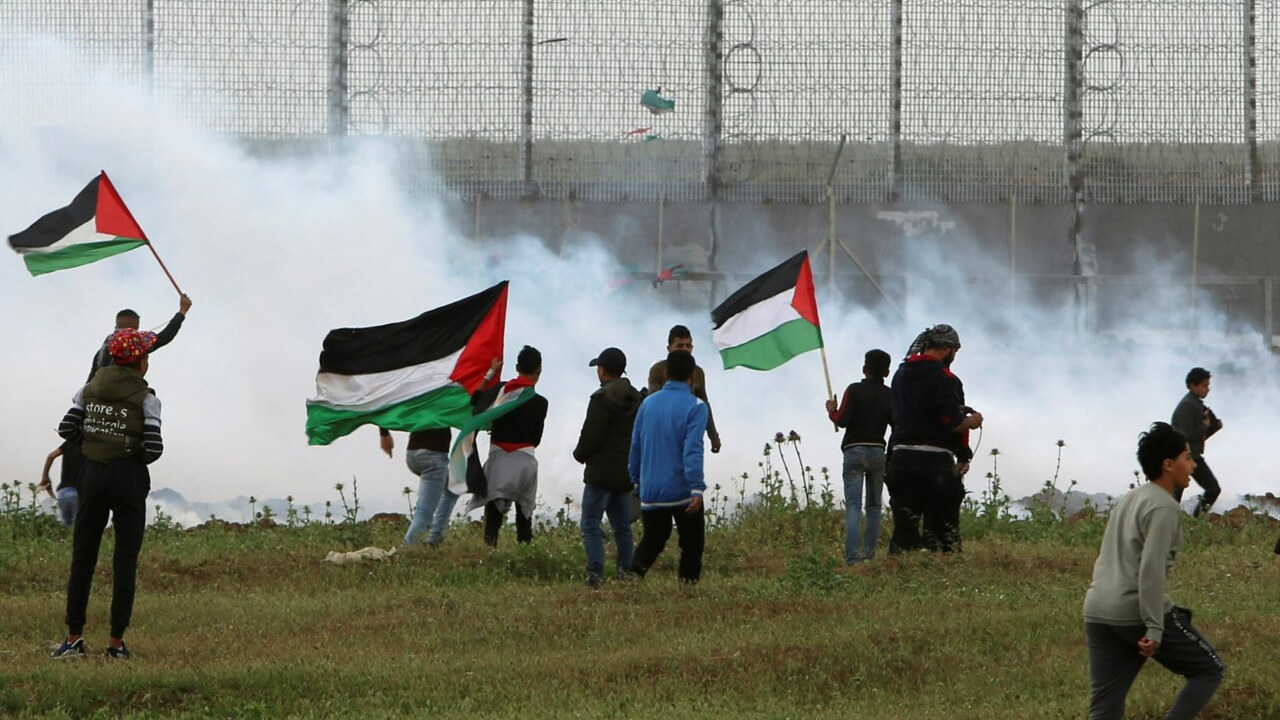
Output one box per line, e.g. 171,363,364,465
14,218,116,254
310,348,463,412
712,289,801,350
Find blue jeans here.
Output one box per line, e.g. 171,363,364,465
843,445,885,562
56,487,79,528
404,449,458,546
580,484,634,580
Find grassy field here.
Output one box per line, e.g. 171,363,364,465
2,476,1278,719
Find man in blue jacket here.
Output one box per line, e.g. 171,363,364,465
628,349,709,583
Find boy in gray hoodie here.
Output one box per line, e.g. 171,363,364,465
1083,422,1224,719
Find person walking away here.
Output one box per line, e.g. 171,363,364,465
629,350,709,583
885,324,982,554
1083,422,1224,719
467,347,548,546
51,328,165,660
573,347,643,589
1170,367,1223,517
378,425,457,546
826,348,893,563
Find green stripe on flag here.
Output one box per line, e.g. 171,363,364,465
22,238,146,276
305,385,473,446
718,318,823,371
447,385,537,493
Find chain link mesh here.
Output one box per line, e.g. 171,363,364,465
3,0,1277,203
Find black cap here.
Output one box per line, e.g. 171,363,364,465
588,347,627,376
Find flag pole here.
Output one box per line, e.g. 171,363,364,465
145,241,184,296
99,171,184,295
819,344,838,432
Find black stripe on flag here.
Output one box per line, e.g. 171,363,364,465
7,177,99,250
710,251,806,329
317,281,507,375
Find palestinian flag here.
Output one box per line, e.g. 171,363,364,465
7,172,149,276
711,251,823,371
305,282,508,445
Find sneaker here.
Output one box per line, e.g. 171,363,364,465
51,638,86,659
104,642,130,660
586,574,605,590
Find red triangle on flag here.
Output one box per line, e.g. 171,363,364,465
450,283,509,393
790,254,821,327
94,171,149,241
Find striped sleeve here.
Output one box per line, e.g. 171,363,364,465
58,387,87,445
141,393,164,464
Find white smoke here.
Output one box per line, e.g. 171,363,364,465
2,37,1274,526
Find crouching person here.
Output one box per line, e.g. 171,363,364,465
628,350,708,584
51,329,163,660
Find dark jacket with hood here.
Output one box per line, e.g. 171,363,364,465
573,377,643,491
887,355,972,463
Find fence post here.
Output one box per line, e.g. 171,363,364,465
1010,193,1017,337
705,0,724,303
1191,198,1201,343
522,0,535,193
143,0,155,89
1244,0,1261,203
1265,276,1275,349
889,0,904,201
1064,0,1088,332
328,0,350,137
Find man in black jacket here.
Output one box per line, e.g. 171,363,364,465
1170,367,1223,517
886,325,983,554
826,348,893,563
573,347,643,588
87,294,192,383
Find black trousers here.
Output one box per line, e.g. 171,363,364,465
1173,455,1221,516
630,504,705,583
65,457,150,638
484,501,532,546
886,448,963,554
1086,608,1224,719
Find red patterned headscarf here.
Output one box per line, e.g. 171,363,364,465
107,328,158,365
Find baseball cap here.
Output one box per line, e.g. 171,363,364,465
588,347,627,376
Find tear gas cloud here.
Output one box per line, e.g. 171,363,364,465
2,40,1274,527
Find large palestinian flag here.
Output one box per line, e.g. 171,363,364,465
7,172,149,276
305,282,508,445
711,251,823,371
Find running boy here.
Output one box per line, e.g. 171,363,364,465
1082,422,1224,719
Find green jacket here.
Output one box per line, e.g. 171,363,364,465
80,365,152,463
572,377,643,491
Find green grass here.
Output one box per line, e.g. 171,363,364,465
4,455,1278,720
2,490,1279,719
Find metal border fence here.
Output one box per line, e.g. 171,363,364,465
4,0,1280,204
